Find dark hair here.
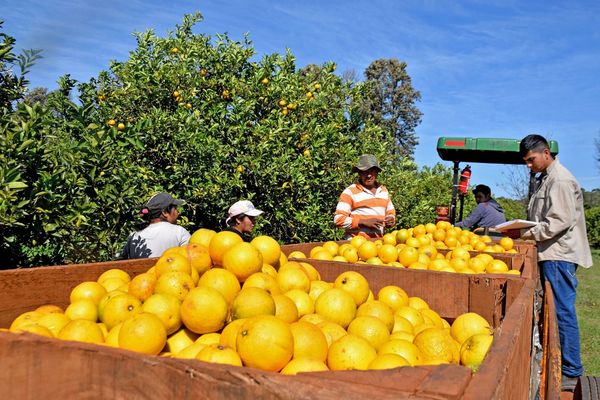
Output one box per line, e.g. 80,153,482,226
519,134,549,157
472,184,491,196
227,213,245,226
135,204,176,230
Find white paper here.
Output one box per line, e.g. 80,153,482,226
494,219,539,231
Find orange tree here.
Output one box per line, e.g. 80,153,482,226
1,14,452,267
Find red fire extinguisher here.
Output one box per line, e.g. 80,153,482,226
458,165,471,195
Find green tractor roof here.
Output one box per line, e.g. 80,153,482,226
436,137,559,165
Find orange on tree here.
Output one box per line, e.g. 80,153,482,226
236,315,294,372
118,312,167,355
180,286,228,334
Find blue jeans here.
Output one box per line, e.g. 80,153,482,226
539,260,583,377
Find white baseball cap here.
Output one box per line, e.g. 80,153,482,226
226,200,264,224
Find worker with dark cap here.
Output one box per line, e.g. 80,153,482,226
455,184,506,230
121,192,191,259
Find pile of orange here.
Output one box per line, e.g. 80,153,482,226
6,229,495,374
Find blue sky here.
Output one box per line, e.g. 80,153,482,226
3,0,599,197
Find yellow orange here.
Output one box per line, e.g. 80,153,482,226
219,318,246,350
58,319,104,344
327,334,377,370
378,339,420,366
100,293,142,330
197,267,240,304
189,228,217,248
154,271,195,301
368,353,410,370
357,241,378,261
97,269,131,285
450,312,491,344
277,267,310,293
290,321,329,361
250,235,281,266
347,316,390,350
356,300,394,332
118,312,167,355
398,247,419,267
209,231,244,266
284,289,314,318
70,281,108,305
222,242,263,282
141,293,182,335
242,272,281,295
128,272,156,302
38,313,70,337
334,271,370,306
280,358,329,375
230,287,276,320
237,316,294,372
314,288,356,328
322,241,340,256
180,286,229,334
317,320,347,347
65,299,98,322
196,343,242,366
272,294,299,323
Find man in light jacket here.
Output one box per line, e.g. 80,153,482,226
519,134,593,393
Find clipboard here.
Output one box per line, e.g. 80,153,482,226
495,219,538,231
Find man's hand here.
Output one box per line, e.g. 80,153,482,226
359,218,384,229
384,215,395,228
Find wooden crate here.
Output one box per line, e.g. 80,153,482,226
0,257,537,399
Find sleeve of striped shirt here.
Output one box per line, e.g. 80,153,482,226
385,189,396,224
334,187,355,229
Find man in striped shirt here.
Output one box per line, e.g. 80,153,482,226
334,154,396,239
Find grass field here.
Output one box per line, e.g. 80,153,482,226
577,249,600,376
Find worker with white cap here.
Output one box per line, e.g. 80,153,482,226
225,200,264,242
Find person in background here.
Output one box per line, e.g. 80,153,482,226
225,200,264,242
519,134,592,393
334,154,396,239
121,192,191,259
455,184,506,230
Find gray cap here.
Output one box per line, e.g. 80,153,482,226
352,154,382,172
144,192,186,212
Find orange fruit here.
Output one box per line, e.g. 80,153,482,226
413,327,456,363
451,312,492,344
396,229,410,244
287,250,307,259
35,304,63,314
222,242,263,282
348,315,390,350
322,241,340,256
350,235,367,249
342,247,359,263
377,285,409,311
298,262,321,281
104,323,122,347
272,294,299,323
70,281,108,305
392,314,414,334
166,328,199,354
197,267,241,304
181,286,228,334
65,299,98,322
408,296,429,311
327,334,377,370
460,333,493,371
154,271,195,301
37,313,70,337
128,272,157,302
289,321,329,361
334,271,370,306
141,293,182,335
368,353,410,370
58,319,104,344
390,329,415,342
498,237,514,251
378,244,398,263
175,341,208,359
280,358,329,375
394,306,424,328
14,324,54,338
99,277,128,293
196,343,242,366
357,241,378,261
209,231,244,266
420,308,445,329
219,318,246,350
337,243,353,256
251,235,281,266
284,289,314,318
356,300,394,332
309,246,325,258
184,243,212,275
196,332,222,346
261,263,278,278
277,267,310,293
308,280,333,302
486,260,509,274
155,253,192,277
299,313,326,325
314,288,356,328
230,287,276,320
242,272,281,295
317,320,347,347
119,312,167,355
398,247,419,267
312,249,334,261
100,293,142,330
189,228,217,248
97,269,131,285
378,339,420,365
237,315,294,372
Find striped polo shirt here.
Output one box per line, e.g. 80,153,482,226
334,183,396,238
